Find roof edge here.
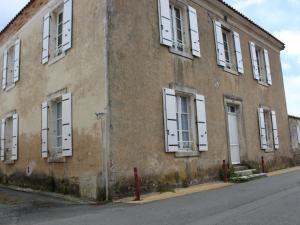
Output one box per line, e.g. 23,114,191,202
218,0,285,50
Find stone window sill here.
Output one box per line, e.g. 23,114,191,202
169,48,193,60
47,155,66,163
48,51,66,66
5,83,16,92
175,150,199,158
4,160,15,165
258,81,270,87
224,67,239,76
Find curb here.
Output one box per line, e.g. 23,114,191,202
0,184,96,205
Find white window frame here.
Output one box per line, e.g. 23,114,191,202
222,30,231,69
255,46,267,83
170,5,184,52
55,100,62,149
55,9,64,57
176,95,192,150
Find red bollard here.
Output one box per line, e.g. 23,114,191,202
261,156,265,173
222,160,228,183
133,167,141,201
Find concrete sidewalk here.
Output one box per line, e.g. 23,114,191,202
116,166,300,204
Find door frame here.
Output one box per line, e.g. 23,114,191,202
224,96,246,165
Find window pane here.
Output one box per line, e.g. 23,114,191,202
57,102,62,118
181,114,188,130
182,131,189,142
181,97,188,113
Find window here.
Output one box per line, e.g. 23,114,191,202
42,0,73,64
258,108,279,150
176,95,192,150
163,88,208,153
255,46,267,83
214,21,244,73
158,0,201,58
250,42,272,85
170,5,184,52
41,93,72,159
0,113,18,162
2,39,20,90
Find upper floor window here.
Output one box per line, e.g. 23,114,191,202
56,10,64,57
250,41,272,86
214,21,244,74
2,39,20,91
42,0,73,64
158,0,201,58
170,5,184,52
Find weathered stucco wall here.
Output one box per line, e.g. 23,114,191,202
107,0,293,196
0,0,107,199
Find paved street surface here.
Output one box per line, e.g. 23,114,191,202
1,170,300,225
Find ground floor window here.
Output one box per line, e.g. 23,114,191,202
41,93,72,159
176,95,192,150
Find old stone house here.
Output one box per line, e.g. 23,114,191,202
0,0,293,200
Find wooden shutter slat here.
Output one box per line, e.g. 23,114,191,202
62,0,73,51
158,0,172,47
163,88,178,152
196,94,208,151
11,114,18,161
258,108,267,150
42,13,50,64
188,6,201,57
2,50,8,90
250,41,259,80
271,111,279,149
62,93,72,156
233,32,244,74
264,49,272,85
214,21,225,67
41,102,48,158
13,39,21,83
0,120,4,161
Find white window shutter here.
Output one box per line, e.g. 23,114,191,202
11,113,18,161
214,21,225,67
2,50,8,90
264,49,272,85
62,93,72,157
41,102,48,158
163,88,178,152
0,120,4,161
13,39,21,83
42,13,50,64
258,108,267,150
297,125,300,144
62,0,73,52
249,41,259,80
233,32,244,74
196,94,208,151
188,6,201,57
158,0,172,47
271,111,279,149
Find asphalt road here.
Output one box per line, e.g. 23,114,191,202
1,170,300,225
